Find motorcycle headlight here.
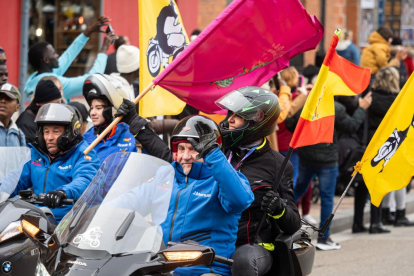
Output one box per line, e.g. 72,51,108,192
0,221,23,243
36,262,51,276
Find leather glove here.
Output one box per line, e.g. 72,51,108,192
187,121,218,160
261,190,286,217
115,98,148,135
44,190,67,209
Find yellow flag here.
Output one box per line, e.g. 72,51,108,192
138,0,187,117
359,73,414,207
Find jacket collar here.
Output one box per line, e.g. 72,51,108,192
29,140,83,163
173,161,212,183
84,123,130,146
0,119,19,131
232,138,270,158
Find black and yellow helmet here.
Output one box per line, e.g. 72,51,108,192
216,86,280,149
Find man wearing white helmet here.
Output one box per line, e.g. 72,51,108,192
82,74,137,163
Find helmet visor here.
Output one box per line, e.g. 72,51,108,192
215,91,264,122
35,103,74,125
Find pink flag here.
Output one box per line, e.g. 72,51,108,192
153,0,324,114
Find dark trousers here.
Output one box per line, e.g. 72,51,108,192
353,181,382,225
232,244,273,276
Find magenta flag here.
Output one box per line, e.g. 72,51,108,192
152,0,324,114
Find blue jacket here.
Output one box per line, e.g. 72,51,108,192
83,123,137,163
0,120,26,147
161,148,254,276
24,34,108,99
336,40,360,66
14,140,100,220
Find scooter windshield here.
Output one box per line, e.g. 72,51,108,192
0,147,31,203
55,152,174,255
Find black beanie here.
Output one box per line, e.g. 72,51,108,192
33,80,62,103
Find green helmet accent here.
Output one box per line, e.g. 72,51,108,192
216,86,280,149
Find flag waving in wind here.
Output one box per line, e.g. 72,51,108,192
151,0,324,114
358,73,414,207
139,0,187,117
289,30,370,149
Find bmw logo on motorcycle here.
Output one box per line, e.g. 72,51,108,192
2,261,12,274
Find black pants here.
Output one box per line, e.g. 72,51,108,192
353,181,382,225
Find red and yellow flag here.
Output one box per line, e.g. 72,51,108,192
289,30,370,149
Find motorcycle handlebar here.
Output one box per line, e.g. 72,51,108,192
214,255,233,267
34,198,74,206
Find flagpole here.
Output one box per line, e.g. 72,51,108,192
318,171,359,237
83,82,156,155
252,146,294,245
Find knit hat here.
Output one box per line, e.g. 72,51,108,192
116,45,140,73
0,83,21,103
33,79,62,103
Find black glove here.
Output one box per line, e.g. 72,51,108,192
44,190,67,209
188,121,219,160
115,98,148,135
261,190,286,217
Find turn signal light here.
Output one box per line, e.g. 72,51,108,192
22,220,40,237
163,251,202,262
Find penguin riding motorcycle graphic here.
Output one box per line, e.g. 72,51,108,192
371,114,414,171
147,0,188,77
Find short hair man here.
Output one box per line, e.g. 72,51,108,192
0,47,6,64
0,83,25,146
0,63,8,86
25,17,117,100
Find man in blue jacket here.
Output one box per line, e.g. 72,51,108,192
14,103,100,221
24,16,117,100
116,99,254,276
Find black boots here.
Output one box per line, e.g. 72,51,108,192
394,209,414,227
352,224,368,233
369,223,391,234
382,208,396,225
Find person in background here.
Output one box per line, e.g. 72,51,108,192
354,67,413,233
278,67,315,224
336,29,360,66
0,84,25,146
16,80,62,144
82,74,137,163
25,16,117,100
361,26,406,77
67,102,91,135
286,92,372,250
104,35,130,75
110,44,140,100
0,47,6,64
0,63,8,86
390,37,410,89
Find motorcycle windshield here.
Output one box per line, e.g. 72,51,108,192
0,147,31,203
55,152,174,255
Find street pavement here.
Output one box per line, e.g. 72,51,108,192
311,213,414,276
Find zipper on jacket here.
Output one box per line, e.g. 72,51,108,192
43,166,50,193
169,175,189,241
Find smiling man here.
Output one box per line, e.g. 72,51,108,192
0,83,25,146
115,99,254,276
14,103,99,220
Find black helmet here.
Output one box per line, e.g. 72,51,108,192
170,115,222,159
216,86,280,149
83,74,133,123
35,103,83,153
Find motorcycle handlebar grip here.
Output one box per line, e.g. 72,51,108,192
61,199,74,205
214,255,233,267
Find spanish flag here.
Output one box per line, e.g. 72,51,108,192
138,0,187,117
358,73,414,207
289,30,370,149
